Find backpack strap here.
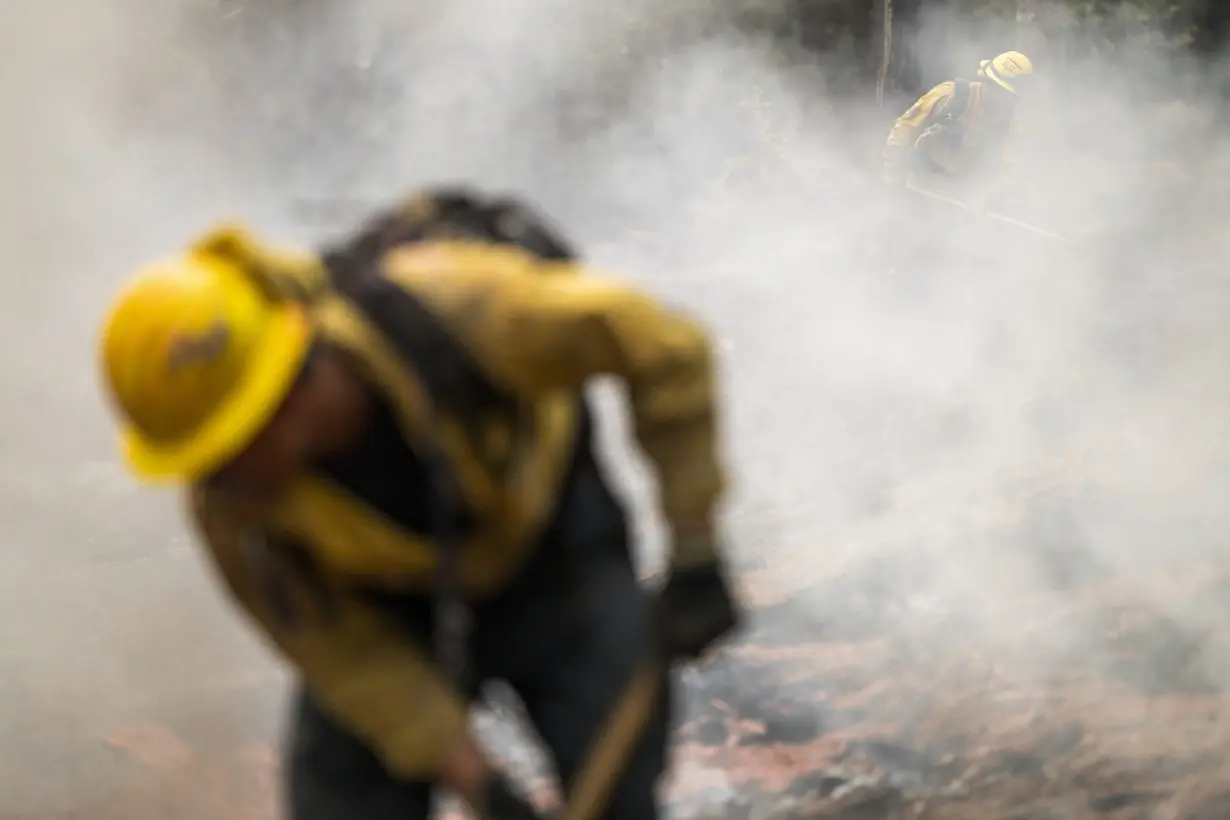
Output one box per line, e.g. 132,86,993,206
317,192,580,687
946,78,972,123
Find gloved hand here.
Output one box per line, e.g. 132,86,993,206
475,772,553,820
659,531,741,661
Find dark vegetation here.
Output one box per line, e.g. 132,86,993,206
768,0,1230,97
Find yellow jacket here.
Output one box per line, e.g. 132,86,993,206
882,80,1016,186
190,237,725,780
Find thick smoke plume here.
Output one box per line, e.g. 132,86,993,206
4,0,1230,816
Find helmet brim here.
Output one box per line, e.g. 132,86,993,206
980,59,1019,95
121,303,313,483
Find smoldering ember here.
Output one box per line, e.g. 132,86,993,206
6,1,1230,820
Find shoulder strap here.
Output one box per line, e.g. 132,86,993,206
315,192,584,685
948,78,971,121
321,245,498,690
329,266,513,448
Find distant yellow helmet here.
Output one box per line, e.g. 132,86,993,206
98,226,315,482
978,51,1033,95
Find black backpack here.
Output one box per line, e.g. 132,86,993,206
320,188,577,277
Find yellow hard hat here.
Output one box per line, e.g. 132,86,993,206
978,51,1033,95
98,227,314,483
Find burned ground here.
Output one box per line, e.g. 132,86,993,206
7,2,1230,820
15,549,1230,819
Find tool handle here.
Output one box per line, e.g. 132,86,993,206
562,659,666,820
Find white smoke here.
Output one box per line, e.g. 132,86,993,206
4,0,1230,815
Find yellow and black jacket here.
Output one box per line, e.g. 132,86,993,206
188,193,726,780
882,79,1016,186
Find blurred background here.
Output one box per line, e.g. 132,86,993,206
3,1,1230,818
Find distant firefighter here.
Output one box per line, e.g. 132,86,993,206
882,51,1033,193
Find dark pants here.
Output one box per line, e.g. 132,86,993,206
283,544,671,820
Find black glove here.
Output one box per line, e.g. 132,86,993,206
476,772,552,820
659,557,741,662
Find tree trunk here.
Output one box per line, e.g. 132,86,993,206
1192,0,1230,55
875,0,892,106
886,0,922,97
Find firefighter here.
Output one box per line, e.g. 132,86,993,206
96,191,740,820
870,52,1034,280
882,50,1034,193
